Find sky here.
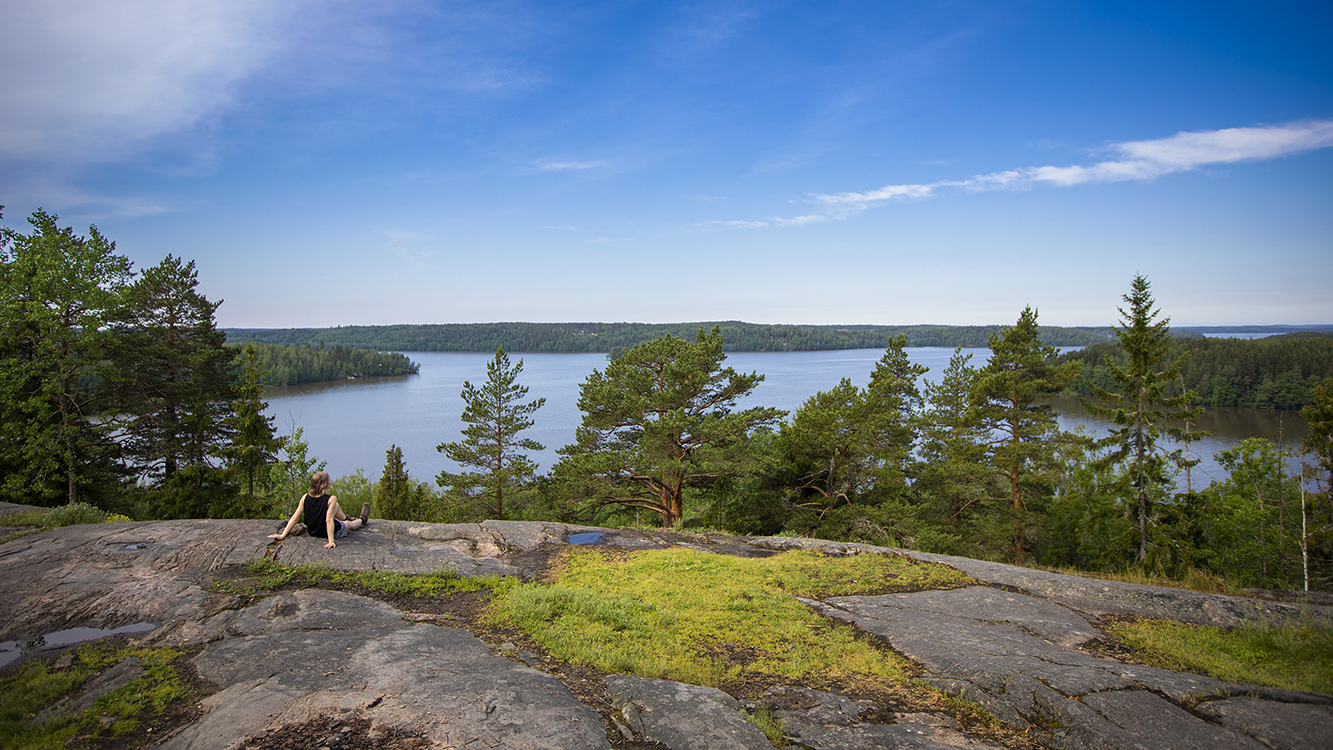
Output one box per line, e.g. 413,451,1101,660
1,0,1330,329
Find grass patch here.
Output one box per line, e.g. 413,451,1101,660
0,642,190,750
221,558,515,599
488,548,971,690
740,706,785,747
1106,618,1333,695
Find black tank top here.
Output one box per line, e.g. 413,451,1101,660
304,494,331,537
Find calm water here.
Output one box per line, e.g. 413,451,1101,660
263,349,1307,486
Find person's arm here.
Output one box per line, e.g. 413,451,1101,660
268,496,306,540
324,494,338,549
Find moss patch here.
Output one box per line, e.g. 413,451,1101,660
488,548,971,693
1106,618,1333,695
0,642,201,750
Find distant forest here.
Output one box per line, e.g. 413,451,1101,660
222,321,1186,353
1057,332,1333,410
228,342,420,386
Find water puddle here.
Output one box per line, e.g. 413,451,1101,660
567,532,604,545
0,622,157,670
121,543,149,551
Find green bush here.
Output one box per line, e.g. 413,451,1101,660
45,503,108,527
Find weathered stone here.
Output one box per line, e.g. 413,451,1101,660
602,674,773,750
0,519,272,641
1194,696,1333,750
809,585,1324,750
1078,690,1262,749
762,686,1006,749
162,589,611,750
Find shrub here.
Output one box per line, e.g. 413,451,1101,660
45,503,109,527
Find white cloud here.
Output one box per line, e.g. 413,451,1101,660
745,119,1333,226
0,0,301,164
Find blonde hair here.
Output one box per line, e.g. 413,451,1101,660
308,471,332,496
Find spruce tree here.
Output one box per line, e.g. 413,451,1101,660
221,344,287,502
918,347,990,533
436,347,545,520
1083,275,1203,562
378,444,411,520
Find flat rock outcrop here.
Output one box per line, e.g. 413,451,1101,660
3,518,1332,750
162,588,610,750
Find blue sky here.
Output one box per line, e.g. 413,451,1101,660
2,1,1330,328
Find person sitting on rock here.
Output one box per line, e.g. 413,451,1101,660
269,471,370,549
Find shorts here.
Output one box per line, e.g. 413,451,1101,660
333,519,348,538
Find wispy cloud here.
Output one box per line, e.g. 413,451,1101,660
383,228,434,271
731,119,1333,227
533,159,609,172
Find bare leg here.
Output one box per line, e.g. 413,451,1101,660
330,499,364,531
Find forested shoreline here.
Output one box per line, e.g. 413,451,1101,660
229,342,420,386
1058,332,1333,410
222,320,1163,353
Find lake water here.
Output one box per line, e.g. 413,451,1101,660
263,349,1308,487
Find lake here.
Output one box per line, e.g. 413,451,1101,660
263,349,1309,487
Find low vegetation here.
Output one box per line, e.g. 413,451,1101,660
1107,618,1333,695
0,643,192,750
488,548,971,691
217,558,516,599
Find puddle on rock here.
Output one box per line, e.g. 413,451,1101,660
0,622,157,670
121,543,149,551
568,532,604,545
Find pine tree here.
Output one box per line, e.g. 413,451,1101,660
436,347,545,520
0,209,132,506
1083,275,1203,562
555,327,784,527
971,307,1081,564
781,336,927,515
113,255,236,516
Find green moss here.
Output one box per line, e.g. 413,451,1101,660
228,558,515,599
1107,618,1333,695
0,643,191,750
740,706,785,747
489,548,969,690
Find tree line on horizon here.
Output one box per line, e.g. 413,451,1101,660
223,320,1143,353
5,210,1332,592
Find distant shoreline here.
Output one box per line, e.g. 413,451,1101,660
222,321,1205,353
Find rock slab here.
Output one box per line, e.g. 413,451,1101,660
812,585,1332,750
163,589,611,750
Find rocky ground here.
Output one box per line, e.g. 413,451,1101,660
2,504,1331,750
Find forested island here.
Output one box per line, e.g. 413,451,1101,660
222,320,1172,353
228,342,420,386
1058,332,1333,409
